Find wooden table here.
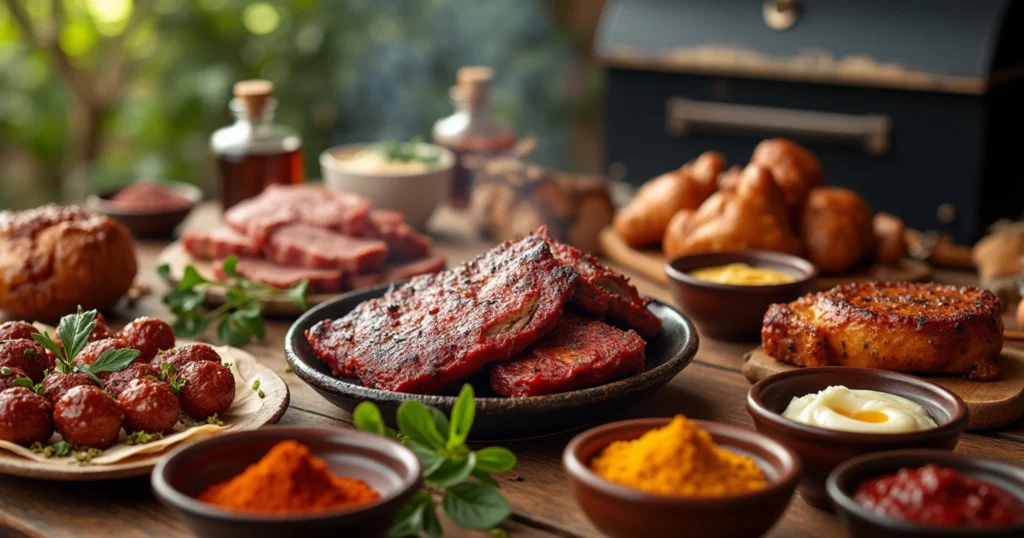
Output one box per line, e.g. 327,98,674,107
1,208,1022,538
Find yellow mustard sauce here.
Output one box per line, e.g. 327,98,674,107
688,263,797,286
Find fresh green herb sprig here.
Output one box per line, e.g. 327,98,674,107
31,307,139,383
157,256,308,347
371,137,442,166
355,385,516,537
2,366,44,393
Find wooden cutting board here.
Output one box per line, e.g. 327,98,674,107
742,347,1024,431
598,226,932,289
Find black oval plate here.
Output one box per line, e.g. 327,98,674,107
284,284,699,440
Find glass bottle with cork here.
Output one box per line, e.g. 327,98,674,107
211,80,304,209
433,66,516,207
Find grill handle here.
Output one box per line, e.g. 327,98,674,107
666,98,892,156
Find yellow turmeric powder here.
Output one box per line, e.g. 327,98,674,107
590,415,767,497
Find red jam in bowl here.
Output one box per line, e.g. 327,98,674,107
854,464,1024,527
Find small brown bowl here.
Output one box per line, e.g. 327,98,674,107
563,418,800,538
664,250,818,341
87,181,201,239
747,367,969,509
152,426,421,538
827,449,1024,537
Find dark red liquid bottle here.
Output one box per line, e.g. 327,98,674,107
211,80,304,209
433,66,515,207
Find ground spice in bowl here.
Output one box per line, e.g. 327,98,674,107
590,415,767,497
198,440,380,513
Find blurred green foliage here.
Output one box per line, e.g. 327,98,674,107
0,0,598,208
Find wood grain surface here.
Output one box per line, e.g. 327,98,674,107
743,347,1024,431
598,225,932,289
1,205,1022,538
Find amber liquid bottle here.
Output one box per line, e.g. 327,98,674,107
211,80,304,209
433,66,516,207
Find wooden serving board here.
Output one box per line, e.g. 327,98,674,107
156,242,338,316
598,226,932,289
742,347,1024,431
0,346,289,480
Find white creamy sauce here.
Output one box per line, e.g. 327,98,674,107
336,149,436,175
781,385,937,433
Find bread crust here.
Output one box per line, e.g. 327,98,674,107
0,205,137,321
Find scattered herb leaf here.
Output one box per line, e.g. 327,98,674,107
157,258,307,346
354,385,515,536
126,431,164,445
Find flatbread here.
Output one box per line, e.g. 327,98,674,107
0,342,270,465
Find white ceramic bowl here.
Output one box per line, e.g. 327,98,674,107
320,143,454,229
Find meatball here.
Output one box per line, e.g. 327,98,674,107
88,312,114,342
74,338,133,368
153,344,221,371
42,372,97,404
178,361,235,420
103,362,160,397
0,340,49,383
118,379,180,433
0,321,39,342
118,317,175,361
54,385,123,448
0,387,54,446
0,366,29,393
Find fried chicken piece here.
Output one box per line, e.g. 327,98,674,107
663,164,801,259
750,138,823,210
613,151,724,247
799,187,874,274
490,314,646,397
873,212,906,265
762,282,1004,381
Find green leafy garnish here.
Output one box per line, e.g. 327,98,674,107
355,385,515,536
160,363,185,394
125,431,164,445
31,307,137,380
76,348,141,384
371,137,442,166
31,440,75,459
157,256,307,346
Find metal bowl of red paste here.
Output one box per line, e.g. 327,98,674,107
827,449,1024,537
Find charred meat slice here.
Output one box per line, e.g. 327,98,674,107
306,230,577,394
490,314,646,397
542,231,662,339
763,281,1004,380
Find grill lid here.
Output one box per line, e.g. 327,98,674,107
596,0,1019,95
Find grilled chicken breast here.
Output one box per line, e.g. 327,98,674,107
762,281,1003,380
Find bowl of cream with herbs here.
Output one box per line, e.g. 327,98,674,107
746,367,968,508
321,141,454,229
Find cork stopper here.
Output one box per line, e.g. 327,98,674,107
456,66,493,101
233,79,274,118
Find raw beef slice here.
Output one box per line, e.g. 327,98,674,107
214,258,343,293
263,223,387,273
182,226,260,260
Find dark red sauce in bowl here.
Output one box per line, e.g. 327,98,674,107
854,464,1024,528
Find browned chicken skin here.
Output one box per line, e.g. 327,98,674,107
749,138,823,210
613,151,724,247
663,164,801,259
799,187,874,274
762,282,1004,381
873,212,907,265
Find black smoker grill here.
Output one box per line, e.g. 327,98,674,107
597,0,1024,243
